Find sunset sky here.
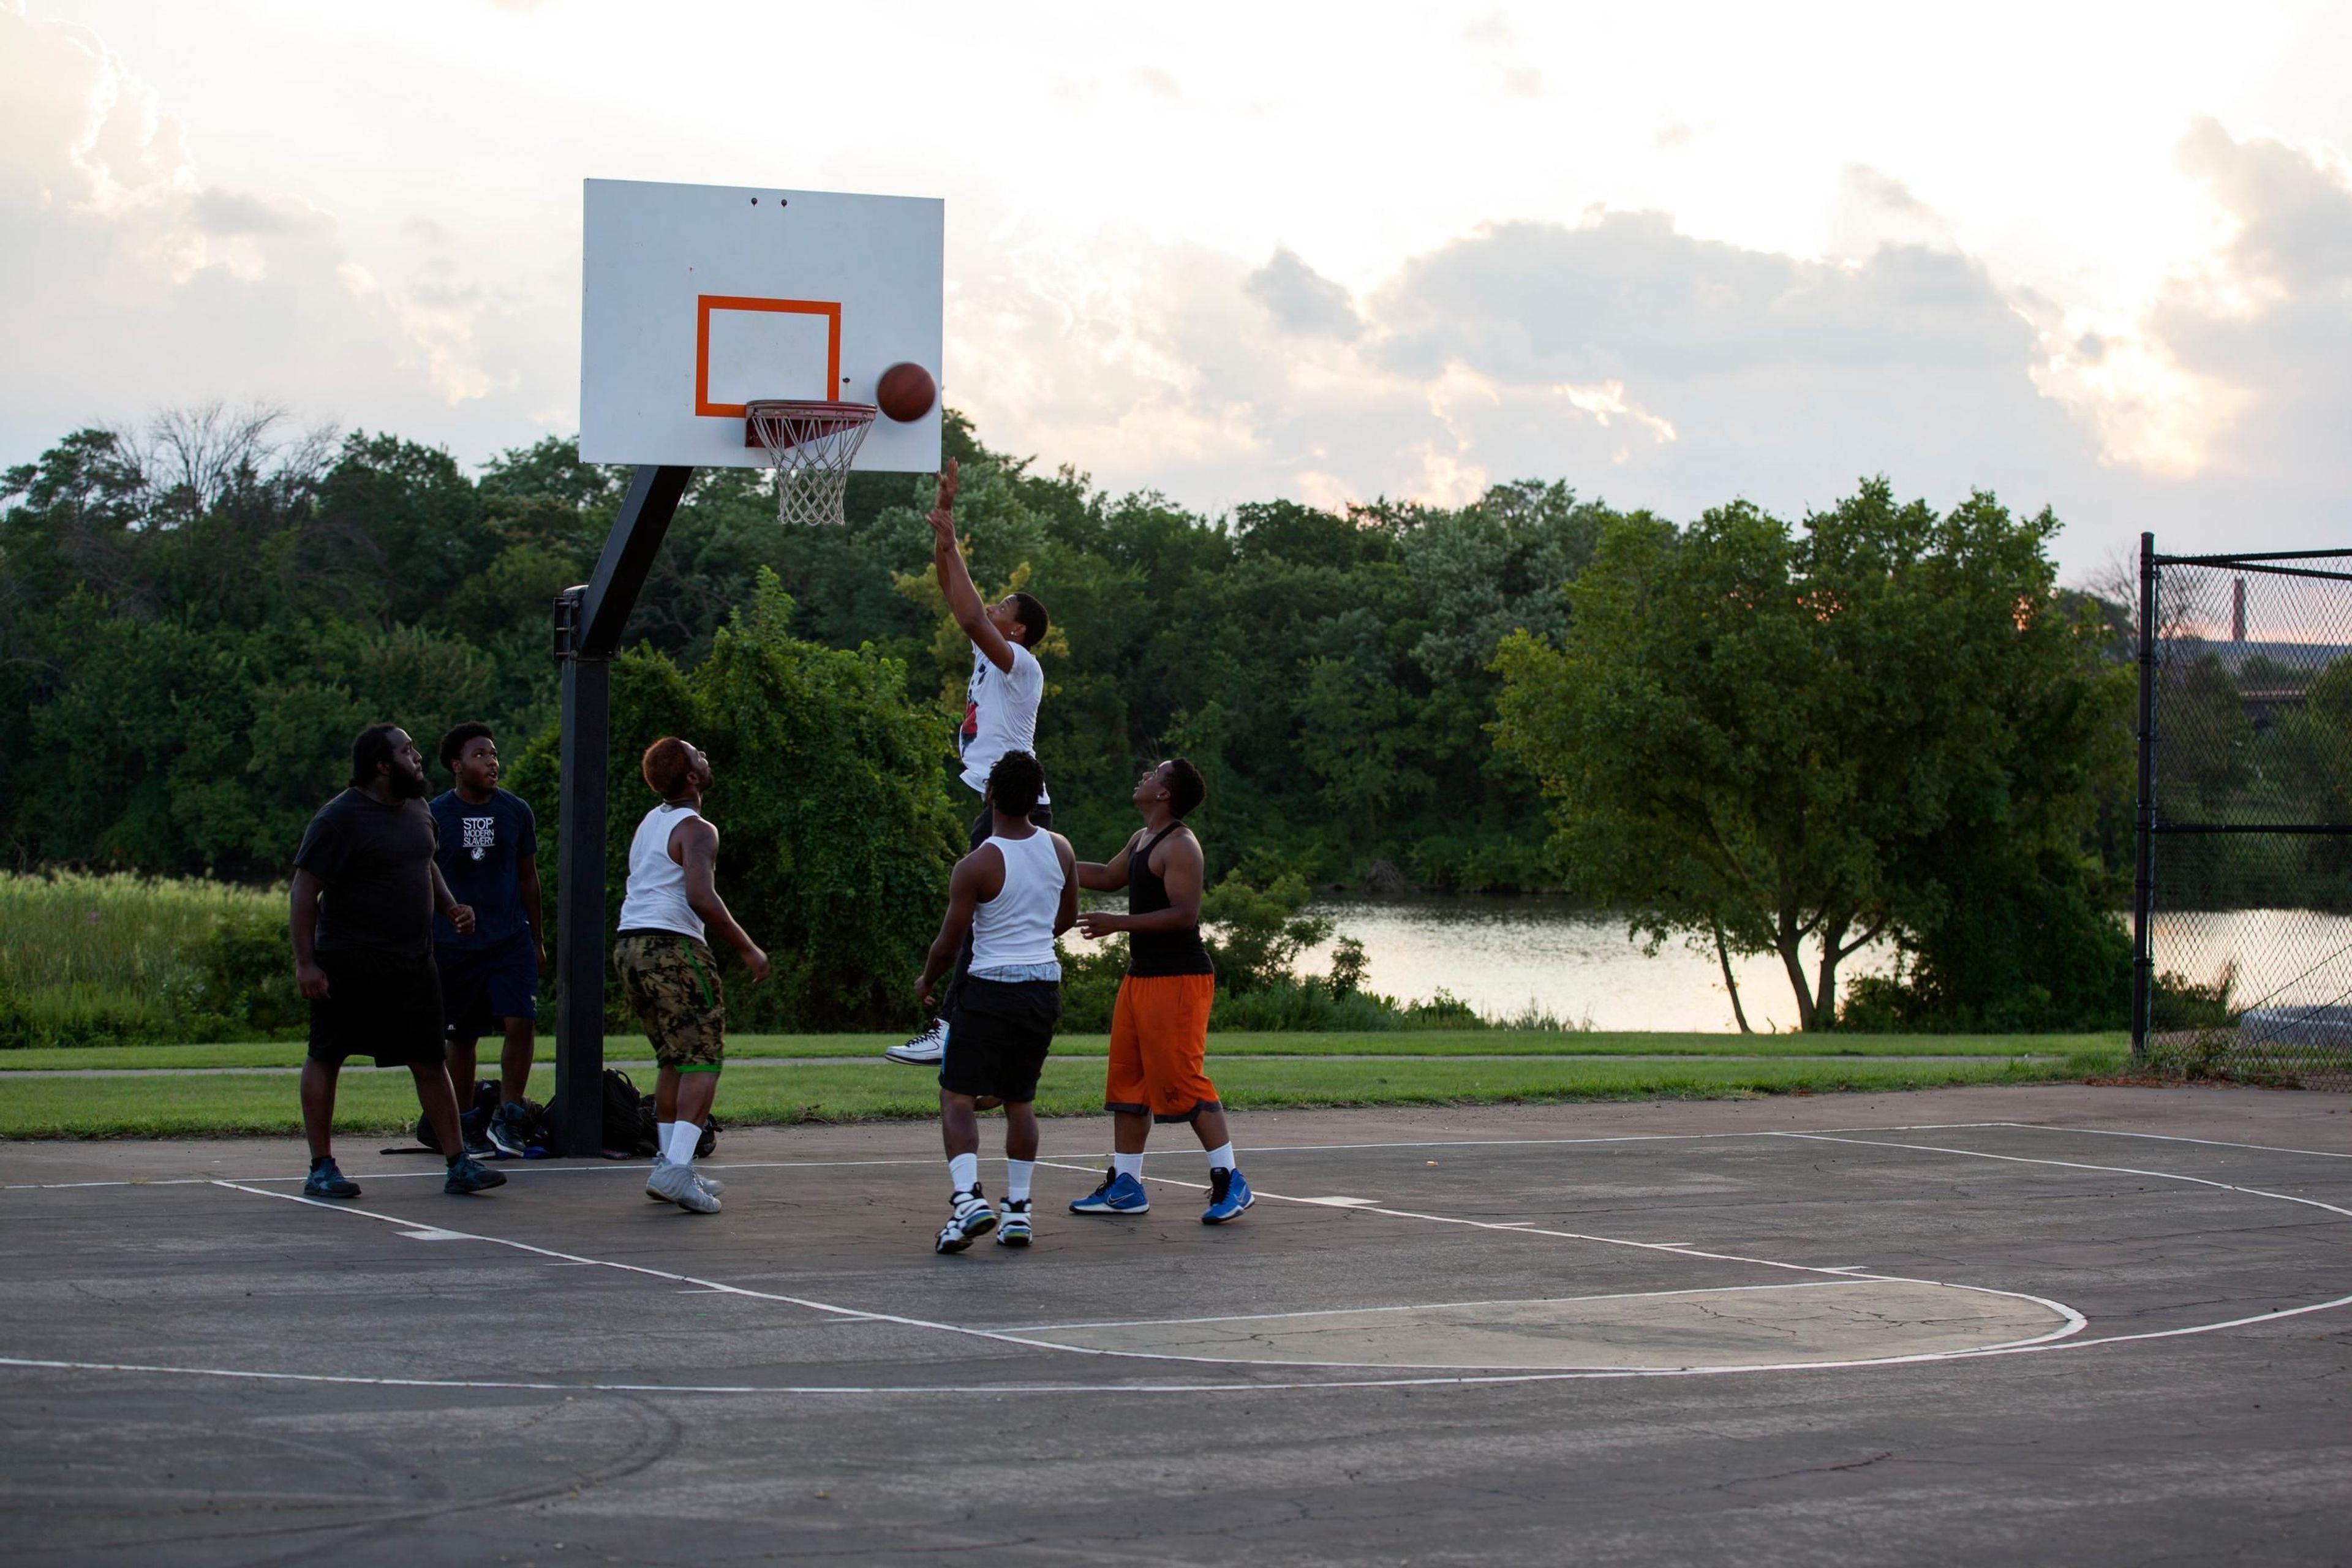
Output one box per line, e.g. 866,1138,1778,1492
6,0,2349,575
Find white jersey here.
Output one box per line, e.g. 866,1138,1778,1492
969,830,1064,974
957,642,1049,801
616,802,704,941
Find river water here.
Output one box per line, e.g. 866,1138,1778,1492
1290,899,2341,1033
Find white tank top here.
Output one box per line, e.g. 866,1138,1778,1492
616,803,705,941
970,830,1063,973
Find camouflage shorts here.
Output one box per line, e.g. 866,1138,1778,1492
614,932,726,1071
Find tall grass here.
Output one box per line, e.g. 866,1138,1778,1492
0,872,293,1046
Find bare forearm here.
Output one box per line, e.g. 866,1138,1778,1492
289,880,320,967
687,892,756,963
518,865,544,939
1099,906,1199,934
1074,862,1123,892
429,861,458,916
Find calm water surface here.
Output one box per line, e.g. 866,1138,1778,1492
1291,898,2337,1032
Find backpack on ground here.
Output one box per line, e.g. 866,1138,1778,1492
601,1068,656,1156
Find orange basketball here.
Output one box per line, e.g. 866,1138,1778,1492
875,361,937,423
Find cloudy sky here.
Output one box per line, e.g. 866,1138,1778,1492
5,0,2349,576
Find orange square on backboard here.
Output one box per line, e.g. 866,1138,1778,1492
694,295,841,418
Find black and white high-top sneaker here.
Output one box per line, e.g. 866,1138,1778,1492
935,1185,997,1253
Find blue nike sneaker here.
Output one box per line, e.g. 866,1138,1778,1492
1068,1168,1150,1215
1202,1166,1253,1224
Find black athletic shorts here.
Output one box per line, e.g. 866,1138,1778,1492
939,977,1061,1103
437,930,539,1042
307,949,445,1068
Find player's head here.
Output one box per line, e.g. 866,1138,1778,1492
1136,758,1205,818
439,722,497,786
985,749,1046,818
351,723,427,798
986,591,1050,650
641,736,709,799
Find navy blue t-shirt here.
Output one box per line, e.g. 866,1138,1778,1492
429,787,538,950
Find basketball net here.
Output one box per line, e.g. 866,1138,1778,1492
745,400,878,527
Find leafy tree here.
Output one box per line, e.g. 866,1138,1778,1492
505,571,963,1030
1496,480,2127,1029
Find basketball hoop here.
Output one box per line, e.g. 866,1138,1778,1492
744,399,877,527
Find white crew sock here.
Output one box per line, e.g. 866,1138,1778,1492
665,1120,700,1169
1006,1159,1034,1203
1112,1152,1144,1182
949,1152,979,1194
1205,1142,1237,1172
656,1121,675,1161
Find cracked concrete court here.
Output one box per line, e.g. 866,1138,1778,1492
2,1084,2347,1564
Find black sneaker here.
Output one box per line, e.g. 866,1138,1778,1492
486,1102,533,1159
413,1113,443,1154
443,1155,508,1195
303,1158,361,1199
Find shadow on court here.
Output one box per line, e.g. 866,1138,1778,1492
2,1084,2348,1566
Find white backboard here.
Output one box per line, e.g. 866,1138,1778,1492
580,179,944,472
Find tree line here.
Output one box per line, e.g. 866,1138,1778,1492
12,401,2301,1030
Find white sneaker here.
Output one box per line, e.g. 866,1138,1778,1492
886,1020,948,1065
647,1160,721,1214
646,1155,723,1200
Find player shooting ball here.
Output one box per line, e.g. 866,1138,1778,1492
888,458,1056,1066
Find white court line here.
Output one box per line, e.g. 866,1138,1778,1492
1,1156,943,1191
1769,1134,2352,1223
1993,1122,2352,1162
1028,1157,2091,1368
1005,1277,1876,1333
6,1122,2349,1394
12,1114,2346,1196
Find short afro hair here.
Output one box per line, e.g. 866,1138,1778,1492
986,750,1046,818
1008,590,1050,650
641,736,698,798
1163,757,1207,818
349,723,404,788
439,721,494,771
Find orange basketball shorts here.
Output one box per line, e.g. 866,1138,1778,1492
1104,973,1219,1123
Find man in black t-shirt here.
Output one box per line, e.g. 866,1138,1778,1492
290,723,507,1201
431,722,545,1159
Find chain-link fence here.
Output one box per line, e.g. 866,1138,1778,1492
2132,537,2352,1088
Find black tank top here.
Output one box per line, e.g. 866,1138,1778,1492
1126,823,1213,977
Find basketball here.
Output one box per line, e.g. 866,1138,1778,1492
876,361,938,423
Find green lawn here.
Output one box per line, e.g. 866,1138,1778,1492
0,1043,2128,1139
0,1029,2125,1072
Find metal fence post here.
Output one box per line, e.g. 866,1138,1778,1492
2131,531,2157,1063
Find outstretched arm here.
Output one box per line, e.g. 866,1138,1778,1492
1076,830,1202,939
1073,829,1140,893
930,459,1017,673
675,819,770,982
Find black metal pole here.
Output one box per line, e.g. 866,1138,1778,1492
2130,530,2158,1063
550,464,693,1155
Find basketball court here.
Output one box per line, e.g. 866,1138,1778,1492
4,1084,2346,1563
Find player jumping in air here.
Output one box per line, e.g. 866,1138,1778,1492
916,751,1077,1253
429,723,545,1160
889,457,1055,1066
613,737,770,1213
1070,760,1253,1224
290,724,506,1200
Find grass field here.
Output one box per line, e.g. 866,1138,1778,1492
0,1033,2129,1139
0,872,284,1044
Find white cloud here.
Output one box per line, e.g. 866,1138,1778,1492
0,1,553,458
